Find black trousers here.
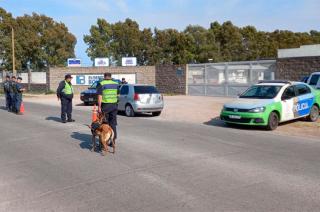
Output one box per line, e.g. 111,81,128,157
101,103,118,139
61,97,73,121
10,93,16,112
5,92,11,110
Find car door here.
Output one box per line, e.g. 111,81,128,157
293,84,313,117
281,85,296,122
119,85,129,111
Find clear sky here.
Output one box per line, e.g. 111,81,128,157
1,0,319,65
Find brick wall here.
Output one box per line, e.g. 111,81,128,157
276,56,320,81
155,65,187,95
48,66,156,94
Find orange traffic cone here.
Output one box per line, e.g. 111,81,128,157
20,102,25,114
92,104,98,122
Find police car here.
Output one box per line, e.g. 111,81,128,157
220,81,320,130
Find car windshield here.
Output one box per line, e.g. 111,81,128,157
134,86,159,94
309,75,320,86
240,85,282,99
90,81,98,89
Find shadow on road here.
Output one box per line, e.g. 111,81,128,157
45,116,62,123
204,116,266,131
71,132,93,150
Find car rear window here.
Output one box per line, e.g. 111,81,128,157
309,75,320,86
134,86,159,94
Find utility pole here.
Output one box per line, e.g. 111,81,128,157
11,26,16,76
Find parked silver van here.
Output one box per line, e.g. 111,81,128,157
118,84,164,117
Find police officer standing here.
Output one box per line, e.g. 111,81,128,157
15,77,25,115
3,76,11,111
121,78,128,85
56,74,75,123
9,76,17,113
97,73,119,143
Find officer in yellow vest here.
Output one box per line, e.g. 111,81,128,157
97,73,119,142
57,74,75,123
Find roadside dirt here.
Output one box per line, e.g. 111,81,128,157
23,95,320,139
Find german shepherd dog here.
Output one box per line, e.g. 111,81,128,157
88,112,115,155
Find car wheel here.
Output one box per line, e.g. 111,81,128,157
266,112,279,131
125,105,135,117
84,102,89,106
307,105,319,122
152,111,161,116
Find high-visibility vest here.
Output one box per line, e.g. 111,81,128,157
63,81,73,95
100,80,119,103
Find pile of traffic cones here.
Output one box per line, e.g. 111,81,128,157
92,104,98,122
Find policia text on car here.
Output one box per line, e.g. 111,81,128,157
56,74,75,123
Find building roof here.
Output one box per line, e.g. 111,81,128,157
278,44,320,59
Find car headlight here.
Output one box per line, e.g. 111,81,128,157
248,107,265,113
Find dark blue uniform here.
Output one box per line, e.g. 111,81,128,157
3,80,11,111
15,83,23,113
9,81,17,113
56,80,74,122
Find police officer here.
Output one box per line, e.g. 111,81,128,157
9,76,17,113
15,77,25,115
121,78,128,85
97,73,119,143
56,74,75,123
3,76,11,111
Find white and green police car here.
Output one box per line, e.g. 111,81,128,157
220,81,320,130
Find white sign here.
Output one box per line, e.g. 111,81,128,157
71,75,103,86
122,57,137,66
67,58,81,67
94,58,109,67
71,74,136,86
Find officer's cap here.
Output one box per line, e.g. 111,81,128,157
65,74,73,79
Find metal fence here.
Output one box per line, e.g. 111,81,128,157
187,60,276,97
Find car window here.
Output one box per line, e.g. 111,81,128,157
240,85,282,99
309,75,320,86
120,85,129,95
295,84,311,96
134,86,159,94
282,86,296,100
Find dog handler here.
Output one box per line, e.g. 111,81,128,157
56,74,75,123
97,73,119,143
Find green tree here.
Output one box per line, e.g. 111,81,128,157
0,8,76,71
84,18,113,63
0,7,15,71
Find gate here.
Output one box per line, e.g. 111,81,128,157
187,60,276,96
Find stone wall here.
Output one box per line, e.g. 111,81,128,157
48,66,156,94
276,56,320,81
155,65,187,95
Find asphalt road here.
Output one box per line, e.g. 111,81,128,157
0,99,320,212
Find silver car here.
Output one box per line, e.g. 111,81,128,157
118,84,164,117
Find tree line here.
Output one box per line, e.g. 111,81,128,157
1,7,320,71
84,18,320,65
0,8,76,71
